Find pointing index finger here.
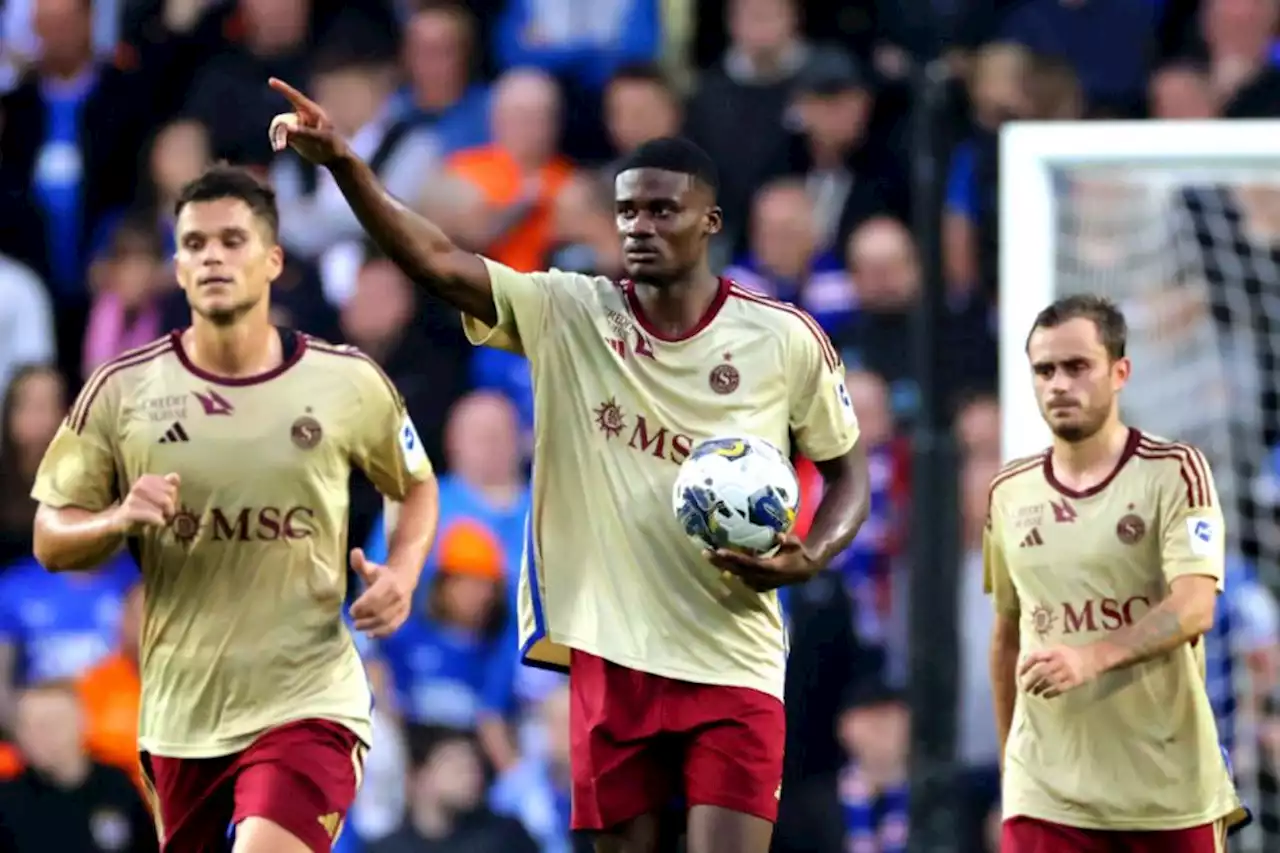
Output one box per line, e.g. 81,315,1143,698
268,78,320,118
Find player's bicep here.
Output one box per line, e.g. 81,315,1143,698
30,403,118,513
461,259,571,357
430,247,498,326
1159,451,1225,588
787,318,859,462
350,370,434,500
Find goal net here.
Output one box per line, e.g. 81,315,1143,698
1000,121,1280,852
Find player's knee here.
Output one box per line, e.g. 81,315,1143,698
232,816,316,853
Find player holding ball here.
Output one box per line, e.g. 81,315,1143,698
269,77,872,853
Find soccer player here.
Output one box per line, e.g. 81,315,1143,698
29,166,440,853
985,295,1247,852
268,79,872,853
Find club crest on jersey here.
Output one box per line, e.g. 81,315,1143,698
291,414,323,450
1116,513,1146,545
1030,603,1057,637
709,355,739,395
169,505,200,544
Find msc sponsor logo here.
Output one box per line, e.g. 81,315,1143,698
1030,595,1151,637
168,505,317,543
592,401,695,465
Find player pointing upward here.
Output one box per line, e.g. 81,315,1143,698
986,295,1245,852
269,78,872,853
30,167,439,853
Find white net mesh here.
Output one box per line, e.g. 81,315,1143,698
1049,165,1280,850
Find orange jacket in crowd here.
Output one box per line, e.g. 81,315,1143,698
77,650,142,791
447,145,573,273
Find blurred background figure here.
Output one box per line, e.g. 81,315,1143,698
0,366,66,568
368,730,538,853
77,583,143,791
0,255,55,399
82,218,168,378
0,682,156,852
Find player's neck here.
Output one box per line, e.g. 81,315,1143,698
1051,418,1131,490
631,268,722,338
183,319,283,380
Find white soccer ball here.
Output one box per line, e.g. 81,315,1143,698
672,435,801,556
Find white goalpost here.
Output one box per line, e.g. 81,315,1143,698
1000,119,1280,852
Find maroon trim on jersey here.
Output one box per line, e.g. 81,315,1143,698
1134,436,1212,508
726,284,840,370
170,327,307,386
304,337,402,403
1042,426,1141,499
70,338,175,434
621,276,731,342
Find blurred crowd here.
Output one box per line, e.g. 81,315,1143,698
4,0,1280,851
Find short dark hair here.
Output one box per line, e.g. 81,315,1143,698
174,165,279,240
608,61,675,93
1026,294,1127,360
615,136,719,196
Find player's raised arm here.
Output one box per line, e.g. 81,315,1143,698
267,78,497,326
31,370,178,572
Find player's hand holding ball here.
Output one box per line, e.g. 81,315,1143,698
267,78,350,165
112,473,181,534
672,435,814,592
1019,644,1102,698
348,548,412,638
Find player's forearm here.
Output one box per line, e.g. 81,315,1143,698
382,477,439,586
989,618,1020,773
32,504,126,573
1088,591,1215,674
326,153,495,323
807,446,872,567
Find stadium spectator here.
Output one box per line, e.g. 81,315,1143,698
943,43,1033,301
1149,60,1221,119
82,217,168,378
429,68,573,273
0,0,181,378
837,682,909,853
954,392,1001,464
0,255,55,398
0,366,66,569
490,0,660,94
0,544,137,734
272,33,438,277
724,178,854,329
76,582,142,791
1200,0,1280,117
370,521,518,767
783,50,900,255
489,686,584,853
685,0,820,254
368,730,538,853
0,682,156,852
602,62,683,167
130,118,213,257
396,1,491,156
546,172,625,279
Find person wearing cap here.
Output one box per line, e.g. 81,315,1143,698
784,49,901,258
368,520,519,769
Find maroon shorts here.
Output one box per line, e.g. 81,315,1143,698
568,649,786,832
139,719,366,853
1002,816,1225,853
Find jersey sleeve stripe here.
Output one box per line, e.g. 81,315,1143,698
1134,441,1212,508
726,284,840,370
1136,437,1212,507
69,338,174,434
304,338,403,406
987,453,1046,495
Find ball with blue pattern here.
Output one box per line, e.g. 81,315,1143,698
672,435,800,556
